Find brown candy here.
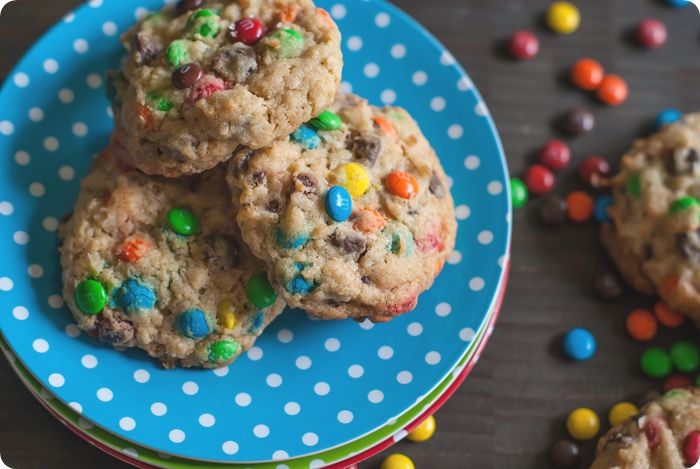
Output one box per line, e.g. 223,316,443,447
563,108,595,136
548,439,580,469
594,271,622,299
172,63,203,89
176,0,204,15
539,195,568,226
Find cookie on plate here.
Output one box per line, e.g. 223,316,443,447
592,388,700,468
602,113,700,323
227,93,457,322
110,0,343,177
59,149,285,369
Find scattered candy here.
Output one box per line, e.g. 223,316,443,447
117,236,151,263
407,415,436,442
352,208,385,233
594,195,612,223
539,195,568,226
566,407,600,441
269,28,304,58
562,327,596,361
546,1,581,35
230,17,266,45
578,155,610,187
74,279,108,315
636,18,667,49
549,439,580,469
111,278,157,314
524,164,555,195
563,108,595,136
596,75,629,106
246,272,277,308
508,30,540,60
667,0,691,8
341,163,370,197
325,186,352,222
208,339,239,363
291,124,321,149
684,431,700,467
166,40,189,68
669,196,700,214
309,110,342,131
178,309,211,339
664,374,692,392
510,177,529,209
380,454,414,469
167,207,199,236
286,275,314,295
571,58,604,91
217,300,236,329
654,301,685,328
594,271,622,299
608,402,639,427
172,63,204,89
626,309,658,342
566,191,594,223
275,229,309,249
539,139,571,171
655,108,683,129
670,341,700,373
386,171,419,199
641,347,672,378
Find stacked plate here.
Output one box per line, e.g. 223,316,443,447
0,0,510,467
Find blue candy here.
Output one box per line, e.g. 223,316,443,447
291,124,321,149
594,195,612,224
325,186,352,222
178,309,211,339
666,0,691,7
110,278,157,314
286,276,314,295
275,228,309,250
655,108,683,129
247,311,266,333
563,327,596,361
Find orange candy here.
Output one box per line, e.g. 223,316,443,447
279,4,298,23
566,191,594,222
138,105,154,126
654,301,685,328
626,309,658,342
386,171,419,199
352,208,386,233
374,116,398,139
118,237,151,263
596,74,629,106
571,59,604,91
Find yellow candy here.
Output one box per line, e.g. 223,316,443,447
407,415,436,442
217,300,236,329
566,407,600,441
546,1,581,35
380,453,415,469
608,402,639,427
342,162,370,197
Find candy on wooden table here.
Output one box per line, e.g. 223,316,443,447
563,108,595,136
510,177,529,209
566,407,600,441
594,195,612,223
594,271,622,299
636,18,667,49
508,30,539,60
562,327,596,361
539,139,571,171
566,191,594,223
666,0,692,8
626,309,658,342
578,155,610,187
654,301,685,328
570,58,604,90
663,374,692,392
524,164,555,195
549,439,580,469
641,347,672,378
655,108,683,129
539,195,568,226
407,415,436,442
597,75,629,106
380,453,415,469
670,341,700,373
608,401,639,427
546,1,581,35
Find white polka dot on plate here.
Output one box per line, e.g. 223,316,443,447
59,165,75,181
314,382,330,396
78,418,93,430
14,151,29,166
412,71,428,86
73,39,89,54
88,0,103,7
310,460,325,469
48,373,65,388
33,339,49,353
447,250,462,265
119,417,136,431
222,441,239,455
346,36,362,51
377,346,394,360
266,373,283,387
380,89,396,104
469,277,485,291
464,155,480,170
81,354,97,369
390,43,406,59
63,12,75,23
43,217,59,232
340,81,353,93
363,63,379,78
284,401,300,415
29,107,44,122
43,137,59,152
253,424,270,438
348,364,364,378
276,329,293,343
151,402,167,416
135,7,149,20
407,322,422,336
0,121,14,135
368,389,384,404
272,450,289,460
13,231,29,245
435,302,451,317
324,337,340,352
72,122,88,137
29,183,45,197
86,74,102,89
475,101,488,116
169,429,185,443
102,21,117,36
235,392,252,407
455,204,471,220
337,410,353,424
65,323,80,337
448,124,464,139
199,413,215,428
478,230,494,245
330,4,346,19
43,59,59,74
213,366,229,377
123,448,138,458
59,88,74,103
430,97,446,112
460,327,475,341
396,371,413,384
14,73,29,88
13,306,29,320
488,181,504,195
182,381,199,395
48,294,64,309
457,76,473,91
68,402,83,414
440,51,456,65
375,12,390,27
295,356,312,370
247,346,263,360
133,369,150,383
0,277,14,291
0,201,13,215
97,387,113,402
302,432,319,446
359,318,374,330
425,351,441,365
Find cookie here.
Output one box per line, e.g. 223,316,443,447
592,388,700,468
110,0,343,177
227,93,457,322
59,149,285,368
603,113,700,323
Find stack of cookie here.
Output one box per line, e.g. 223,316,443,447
58,0,457,369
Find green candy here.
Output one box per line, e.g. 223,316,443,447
167,208,199,236
309,110,342,131
188,9,220,38
208,339,239,363
669,196,700,214
191,8,215,19
510,177,529,209
627,173,641,199
166,40,189,68
147,92,173,112
670,341,700,373
74,279,108,315
246,272,277,308
270,28,304,58
640,347,672,378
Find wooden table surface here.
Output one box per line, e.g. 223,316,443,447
2,1,700,468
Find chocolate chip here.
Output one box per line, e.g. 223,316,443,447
669,148,700,175
252,171,266,186
176,0,204,14
296,173,317,196
172,63,203,89
548,439,579,469
594,271,622,299
202,234,240,270
331,232,367,260
539,195,568,226
211,44,258,84
562,108,595,136
643,244,654,260
267,199,281,212
96,309,135,346
604,432,634,449
352,135,381,166
361,276,371,285
131,32,161,65
60,211,73,225
676,229,700,263
428,171,445,198
232,147,255,175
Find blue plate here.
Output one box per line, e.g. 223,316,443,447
0,0,510,462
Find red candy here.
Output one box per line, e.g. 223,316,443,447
578,156,611,187
385,295,418,315
645,420,661,451
571,58,604,91
636,18,667,49
189,77,226,103
597,75,629,106
231,18,266,45
684,431,700,466
524,164,555,195
508,30,540,60
663,374,692,393
539,139,571,170
416,233,445,253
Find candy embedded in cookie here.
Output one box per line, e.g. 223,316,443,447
59,149,284,368
227,93,457,322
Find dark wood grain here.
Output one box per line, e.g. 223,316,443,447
2,1,700,468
